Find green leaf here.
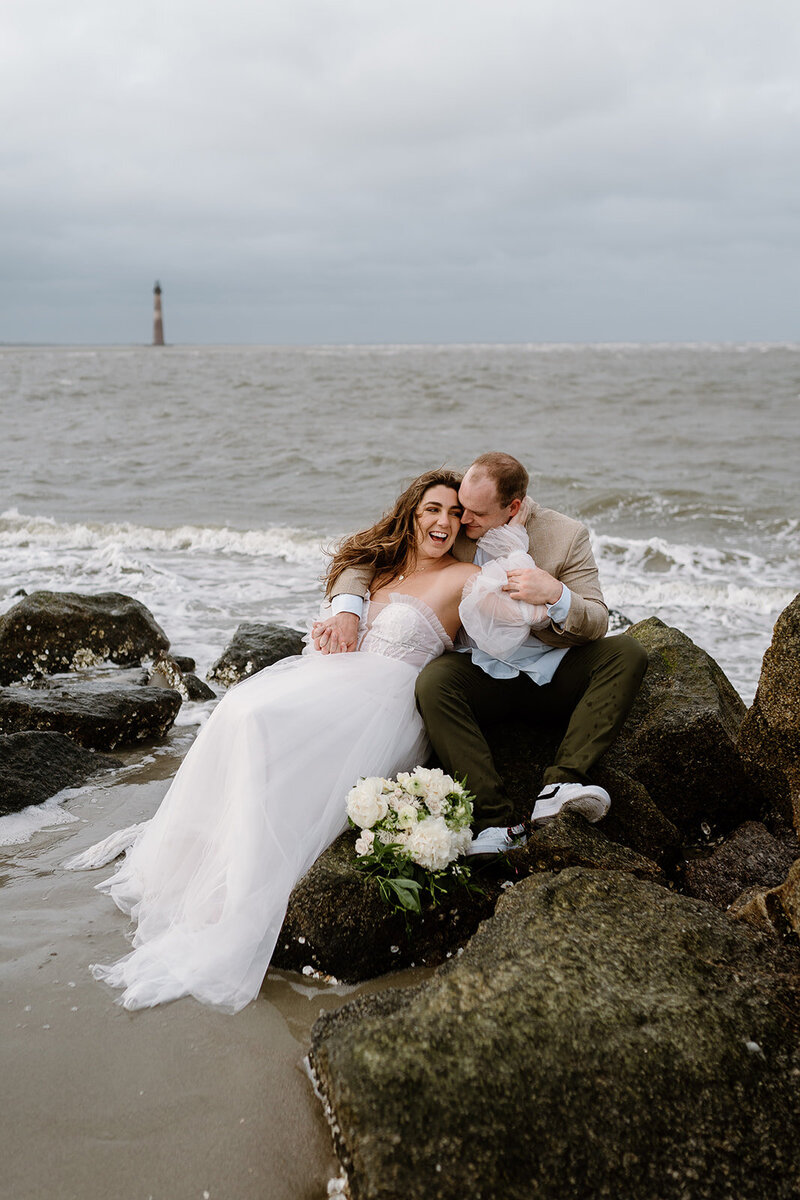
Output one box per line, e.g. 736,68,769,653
387,877,423,913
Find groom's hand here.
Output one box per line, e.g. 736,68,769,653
503,566,563,607
312,612,359,654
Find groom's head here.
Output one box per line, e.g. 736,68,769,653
459,452,529,539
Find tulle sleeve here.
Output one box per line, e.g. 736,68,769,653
459,526,550,658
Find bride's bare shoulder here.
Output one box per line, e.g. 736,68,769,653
444,560,479,584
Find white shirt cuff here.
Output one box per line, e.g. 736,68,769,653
331,593,365,619
546,584,571,627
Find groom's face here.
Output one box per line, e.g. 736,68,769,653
458,469,519,539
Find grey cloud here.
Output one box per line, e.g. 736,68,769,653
2,0,799,342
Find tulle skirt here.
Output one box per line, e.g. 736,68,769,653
91,650,429,1013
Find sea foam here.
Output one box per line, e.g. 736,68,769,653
0,508,327,566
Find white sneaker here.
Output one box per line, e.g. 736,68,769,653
531,782,611,827
465,824,527,856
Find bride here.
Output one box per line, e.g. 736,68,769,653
68,469,542,1013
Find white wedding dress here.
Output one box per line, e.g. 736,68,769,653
71,526,541,1013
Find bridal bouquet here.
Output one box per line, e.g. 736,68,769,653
345,766,476,916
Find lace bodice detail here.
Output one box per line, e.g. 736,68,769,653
359,594,453,669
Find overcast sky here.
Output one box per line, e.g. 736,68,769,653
2,0,799,344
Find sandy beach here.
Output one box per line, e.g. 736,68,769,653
0,745,417,1200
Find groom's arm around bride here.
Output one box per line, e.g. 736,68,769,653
320,452,647,852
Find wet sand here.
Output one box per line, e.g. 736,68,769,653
1,739,413,1200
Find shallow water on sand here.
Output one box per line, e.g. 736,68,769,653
0,750,432,1200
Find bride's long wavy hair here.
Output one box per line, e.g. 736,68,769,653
325,468,463,596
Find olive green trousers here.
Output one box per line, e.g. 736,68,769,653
414,634,648,830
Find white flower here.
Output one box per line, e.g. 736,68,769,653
346,767,475,885
388,787,415,813
412,766,455,813
346,777,390,829
451,826,473,856
405,816,456,872
396,803,419,829
426,793,444,817
354,829,375,856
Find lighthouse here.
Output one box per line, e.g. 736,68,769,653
152,281,165,346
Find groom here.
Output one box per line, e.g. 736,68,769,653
314,452,647,855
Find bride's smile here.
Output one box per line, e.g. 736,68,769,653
414,485,463,561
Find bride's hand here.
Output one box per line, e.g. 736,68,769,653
510,495,533,527
312,612,359,654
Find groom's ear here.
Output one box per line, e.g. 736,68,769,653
507,497,522,520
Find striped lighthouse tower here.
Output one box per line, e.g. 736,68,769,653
152,281,165,346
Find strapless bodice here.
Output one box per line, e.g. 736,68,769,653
359,593,453,669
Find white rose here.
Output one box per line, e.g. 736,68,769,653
420,767,455,811
354,829,375,856
346,777,390,829
426,794,444,817
396,803,419,829
405,816,455,872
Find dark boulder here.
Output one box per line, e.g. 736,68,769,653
171,655,196,673
274,814,661,982
0,731,117,815
182,673,216,702
608,617,760,835
310,868,800,1200
0,676,181,751
737,593,800,831
729,858,800,941
273,830,504,981
684,821,799,910
207,622,305,688
147,651,216,702
592,765,682,866
518,810,663,883
0,591,169,685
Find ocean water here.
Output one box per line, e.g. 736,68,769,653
1,342,798,712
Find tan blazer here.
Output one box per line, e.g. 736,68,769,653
332,501,609,648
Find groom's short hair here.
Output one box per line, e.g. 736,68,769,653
470,452,529,508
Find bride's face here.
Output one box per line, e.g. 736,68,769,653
414,485,462,560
